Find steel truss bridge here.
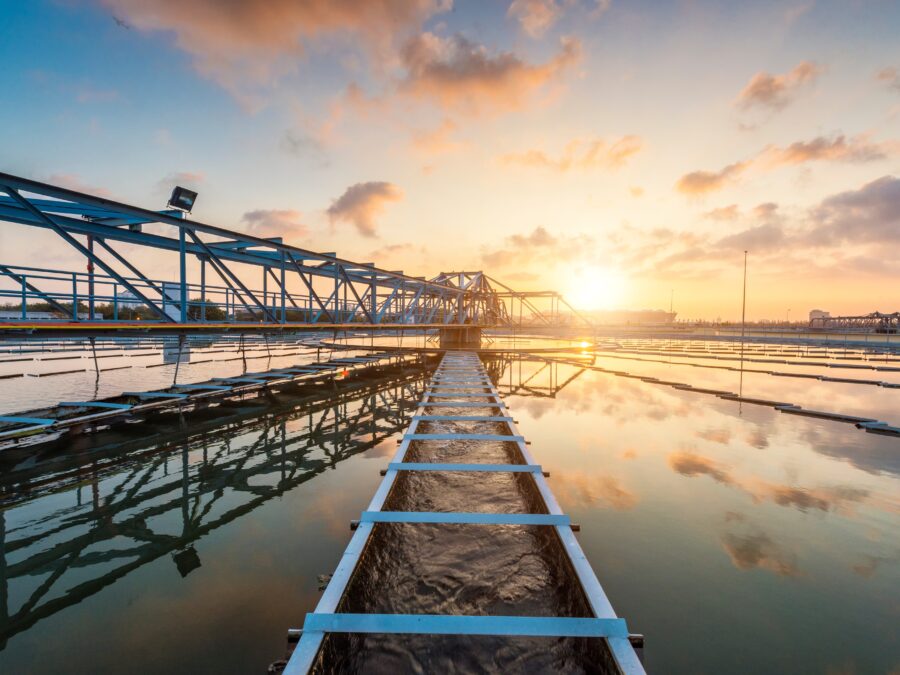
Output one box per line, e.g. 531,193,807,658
0,355,583,648
810,312,900,333
0,172,585,332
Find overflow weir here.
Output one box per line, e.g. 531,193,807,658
284,351,644,674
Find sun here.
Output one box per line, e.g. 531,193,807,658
564,266,629,311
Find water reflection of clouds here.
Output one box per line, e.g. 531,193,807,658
549,470,638,511
669,449,874,516
720,512,802,578
851,551,900,579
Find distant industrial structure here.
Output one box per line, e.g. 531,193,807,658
809,309,831,321
809,311,900,333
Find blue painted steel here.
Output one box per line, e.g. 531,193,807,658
302,613,629,638
123,391,188,399
359,511,570,526
212,377,269,385
388,462,540,473
412,415,513,422
0,172,535,328
417,402,506,408
58,401,133,410
404,433,524,442
0,415,54,425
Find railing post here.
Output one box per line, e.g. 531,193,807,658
200,257,206,322
262,265,268,321
20,274,26,319
87,235,95,320
71,272,78,321
179,226,187,323
114,284,118,321
280,251,286,324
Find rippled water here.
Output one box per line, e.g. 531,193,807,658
0,342,897,674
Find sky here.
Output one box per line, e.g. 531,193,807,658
1,0,899,320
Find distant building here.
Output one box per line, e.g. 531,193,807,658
809,309,831,321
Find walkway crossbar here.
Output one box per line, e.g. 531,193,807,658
302,613,629,638
387,462,541,473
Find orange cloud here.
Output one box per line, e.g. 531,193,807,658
501,135,642,171
759,134,896,167
102,0,450,106
735,60,822,111
508,0,563,37
410,118,463,155
327,181,403,237
676,134,897,194
46,173,113,198
240,209,308,240
399,32,581,113
703,204,740,221
481,226,595,267
676,161,749,194
875,66,900,92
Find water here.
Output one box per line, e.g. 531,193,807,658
0,342,897,673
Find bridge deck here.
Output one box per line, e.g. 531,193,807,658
286,351,644,673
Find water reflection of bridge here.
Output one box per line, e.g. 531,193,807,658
0,355,587,650
0,367,431,648
487,354,587,399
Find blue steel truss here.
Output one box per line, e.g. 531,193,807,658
0,172,517,326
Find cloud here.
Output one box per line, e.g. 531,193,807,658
758,134,896,167
326,181,403,237
876,66,900,92
399,32,581,113
500,135,642,171
45,173,113,198
240,209,308,240
676,161,749,194
629,186,644,198
367,242,420,261
481,225,595,268
677,134,897,194
101,0,450,106
280,130,328,165
735,60,822,111
703,204,740,221
716,222,785,252
806,175,900,245
507,0,563,37
507,0,612,38
410,118,462,155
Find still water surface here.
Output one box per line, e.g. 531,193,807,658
0,349,897,673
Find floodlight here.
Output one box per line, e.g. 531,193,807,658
168,186,198,212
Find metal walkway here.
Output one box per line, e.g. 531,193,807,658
285,351,645,673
